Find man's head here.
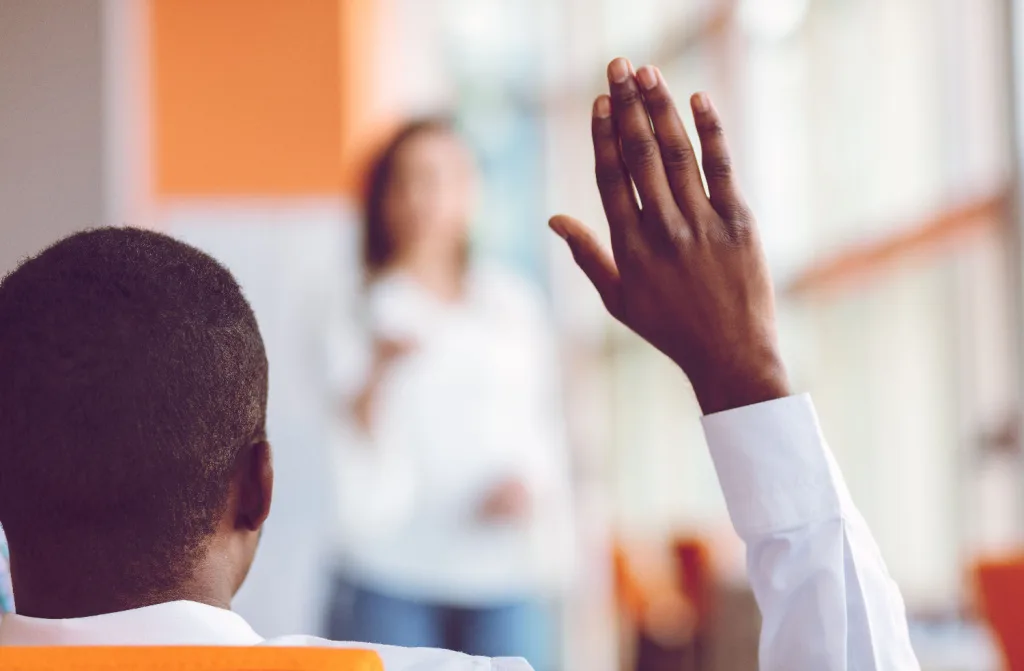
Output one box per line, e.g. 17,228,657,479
0,228,273,618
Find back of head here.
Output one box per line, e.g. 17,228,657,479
0,228,268,614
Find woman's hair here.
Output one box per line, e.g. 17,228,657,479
362,117,463,278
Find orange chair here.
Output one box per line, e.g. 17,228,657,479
612,542,649,625
0,646,383,671
975,556,1024,670
672,538,714,668
673,539,713,633
613,539,703,671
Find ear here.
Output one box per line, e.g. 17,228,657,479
235,441,273,532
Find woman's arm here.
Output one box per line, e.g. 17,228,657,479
322,294,419,541
349,338,415,436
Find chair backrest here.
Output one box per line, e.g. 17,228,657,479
612,541,647,621
974,556,1024,670
672,537,713,633
0,646,383,671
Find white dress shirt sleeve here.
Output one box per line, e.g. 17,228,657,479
701,394,920,671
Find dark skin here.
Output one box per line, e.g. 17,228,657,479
9,442,273,618
550,58,791,415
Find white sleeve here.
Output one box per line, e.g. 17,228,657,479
323,303,373,405
701,394,920,671
322,293,416,542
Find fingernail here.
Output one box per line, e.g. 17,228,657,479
608,58,631,84
637,66,658,90
593,96,611,119
693,92,711,113
548,218,569,240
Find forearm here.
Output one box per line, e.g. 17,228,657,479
348,356,392,436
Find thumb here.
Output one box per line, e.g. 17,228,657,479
549,215,623,319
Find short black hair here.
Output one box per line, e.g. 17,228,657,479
0,227,268,598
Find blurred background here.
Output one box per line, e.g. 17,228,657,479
3,0,1024,669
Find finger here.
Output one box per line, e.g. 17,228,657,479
691,92,746,217
591,94,637,257
549,215,623,319
607,58,676,220
636,66,707,217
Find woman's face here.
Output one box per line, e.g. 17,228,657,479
382,130,477,258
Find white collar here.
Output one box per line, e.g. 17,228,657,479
0,600,264,646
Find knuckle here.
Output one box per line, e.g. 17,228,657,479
723,201,751,222
641,209,688,248
614,85,643,108
624,231,649,258
726,211,755,240
661,141,695,172
666,224,694,250
621,136,660,168
705,203,753,243
729,225,753,245
699,118,726,138
595,163,625,190
703,156,734,181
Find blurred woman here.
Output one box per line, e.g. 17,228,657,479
324,119,573,671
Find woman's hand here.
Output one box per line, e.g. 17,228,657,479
351,337,417,435
549,59,790,415
477,478,531,523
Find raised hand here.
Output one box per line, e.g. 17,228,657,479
550,58,790,415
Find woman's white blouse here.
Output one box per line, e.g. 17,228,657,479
324,265,575,605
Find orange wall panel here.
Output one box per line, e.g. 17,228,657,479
151,0,343,196
337,0,395,196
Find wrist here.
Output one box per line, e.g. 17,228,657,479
690,351,791,416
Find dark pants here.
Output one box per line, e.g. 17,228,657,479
326,579,555,671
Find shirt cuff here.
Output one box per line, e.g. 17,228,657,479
701,393,851,538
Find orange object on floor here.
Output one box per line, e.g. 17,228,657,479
673,538,713,634
612,542,648,623
613,537,710,671
975,555,1024,669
